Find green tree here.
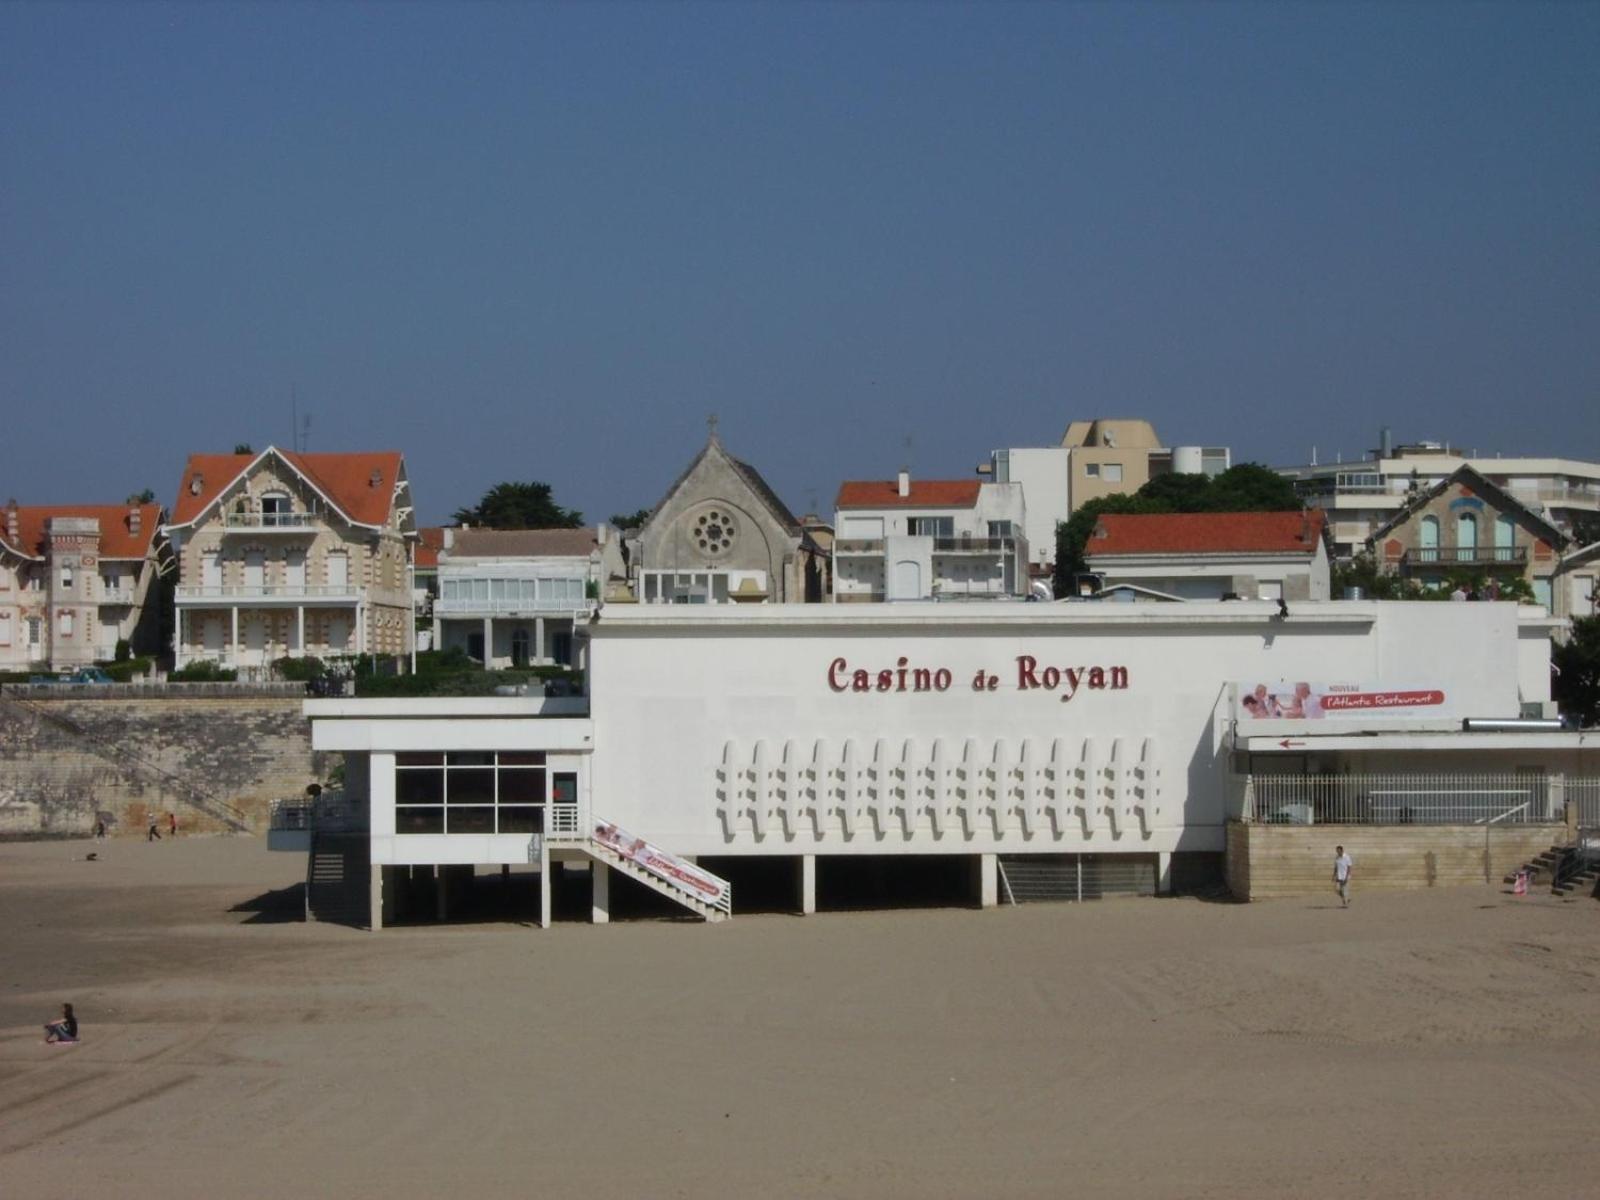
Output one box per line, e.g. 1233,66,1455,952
1204,463,1302,512
1553,616,1600,728
124,488,156,505
453,481,583,529
609,508,652,531
233,443,253,455
1136,472,1214,512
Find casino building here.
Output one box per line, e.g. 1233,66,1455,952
283,598,1595,927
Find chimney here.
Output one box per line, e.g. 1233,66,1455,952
128,503,142,536
5,498,17,544
896,469,910,498
596,523,608,545
1380,426,1393,459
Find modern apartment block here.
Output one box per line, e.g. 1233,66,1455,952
163,448,416,673
833,471,1029,602
0,501,165,670
1277,434,1600,561
981,421,1231,571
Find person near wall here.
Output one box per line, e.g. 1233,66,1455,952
1333,846,1354,908
168,812,177,838
147,819,161,842
44,1003,78,1043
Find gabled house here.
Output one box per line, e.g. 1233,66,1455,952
0,500,165,670
162,448,416,673
1084,511,1329,601
433,526,624,669
1367,465,1568,607
628,429,820,603
833,470,1028,602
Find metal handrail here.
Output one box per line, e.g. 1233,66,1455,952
176,584,359,599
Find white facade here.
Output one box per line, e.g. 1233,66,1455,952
988,449,1070,572
303,599,1575,923
1087,542,1332,602
833,477,1028,602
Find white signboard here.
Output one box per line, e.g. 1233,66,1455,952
1237,682,1448,721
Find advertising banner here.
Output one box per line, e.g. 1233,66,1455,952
1236,682,1448,721
593,821,729,906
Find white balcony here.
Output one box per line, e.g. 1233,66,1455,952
222,510,322,533
175,584,360,605
434,596,593,617
98,589,136,606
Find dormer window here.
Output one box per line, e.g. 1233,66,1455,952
261,492,292,527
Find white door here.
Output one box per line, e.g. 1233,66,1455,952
326,552,349,591
244,615,267,663
244,550,265,592
203,616,224,654
202,550,223,590
285,550,306,592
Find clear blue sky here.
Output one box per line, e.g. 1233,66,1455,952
4,1,1596,526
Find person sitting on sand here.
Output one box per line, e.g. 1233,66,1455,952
44,1003,78,1043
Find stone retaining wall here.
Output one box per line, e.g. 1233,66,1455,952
1225,821,1561,901
0,694,325,836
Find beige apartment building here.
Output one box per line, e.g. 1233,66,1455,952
163,448,416,673
0,501,165,671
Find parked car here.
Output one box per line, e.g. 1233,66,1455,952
27,667,114,685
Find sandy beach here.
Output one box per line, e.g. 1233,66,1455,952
2,836,1598,1199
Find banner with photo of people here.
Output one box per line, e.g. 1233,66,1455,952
1237,682,1448,721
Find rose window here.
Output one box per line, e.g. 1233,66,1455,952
694,509,738,556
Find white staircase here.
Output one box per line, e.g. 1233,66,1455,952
549,808,732,922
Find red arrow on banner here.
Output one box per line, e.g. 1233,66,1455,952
1277,738,1305,749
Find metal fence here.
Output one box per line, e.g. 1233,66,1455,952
1238,773,1575,826
1572,776,1600,831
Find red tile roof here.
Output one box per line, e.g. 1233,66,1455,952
0,504,163,560
835,480,982,509
1086,510,1327,557
169,449,405,528
414,526,447,570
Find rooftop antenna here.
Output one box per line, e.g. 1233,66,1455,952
290,385,297,453
707,412,720,444
300,411,312,453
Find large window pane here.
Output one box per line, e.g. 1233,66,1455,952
499,806,543,833
446,806,494,834
499,751,547,766
396,770,444,804
448,768,495,805
396,807,444,834
448,751,495,767
552,772,578,804
499,769,546,803
398,751,444,766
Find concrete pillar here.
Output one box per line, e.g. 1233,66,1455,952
592,861,610,924
229,607,239,664
370,864,384,931
800,854,816,915
1158,851,1173,896
539,843,551,930
535,615,546,663
978,853,998,909
482,617,494,667
296,606,305,656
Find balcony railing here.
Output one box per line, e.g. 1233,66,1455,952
269,791,368,833
176,584,360,601
933,537,1017,554
434,596,591,616
223,510,321,531
1403,546,1527,567
98,589,136,605
834,539,886,555
1236,773,1575,826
